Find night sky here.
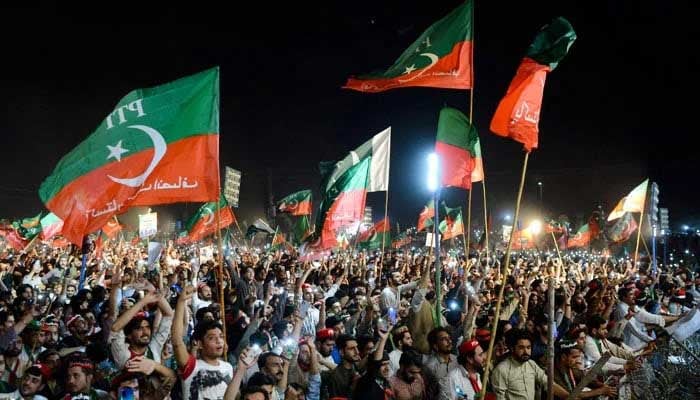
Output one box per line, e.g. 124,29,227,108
1,1,698,232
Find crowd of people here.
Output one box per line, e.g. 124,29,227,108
0,235,697,400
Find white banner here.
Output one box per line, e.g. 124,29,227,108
224,167,242,207
425,233,441,248
139,212,158,238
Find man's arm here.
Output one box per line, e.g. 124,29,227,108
225,348,256,400
172,285,194,367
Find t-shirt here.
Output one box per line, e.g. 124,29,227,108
180,354,233,400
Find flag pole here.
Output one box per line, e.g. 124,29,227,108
482,180,490,262
633,201,647,267
551,232,564,266
379,189,390,277
215,192,228,361
465,189,472,257
480,151,530,399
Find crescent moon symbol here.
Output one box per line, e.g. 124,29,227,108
398,53,439,83
108,125,167,187
203,209,215,225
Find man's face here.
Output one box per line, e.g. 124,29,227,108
512,339,532,363
66,366,91,394
3,315,15,331
563,349,582,369
378,360,390,379
433,331,453,354
303,289,313,303
624,291,636,305
360,340,375,359
470,345,486,368
201,328,225,358
128,320,152,346
200,286,212,301
331,302,342,315
594,323,608,339
400,332,413,349
264,355,284,383
244,268,254,281
317,339,335,357
66,286,76,298
400,365,422,384
20,373,44,396
22,287,33,300
391,273,402,285
341,340,361,363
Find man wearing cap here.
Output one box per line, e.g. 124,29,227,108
1,363,50,400
62,357,109,399
443,339,484,400
491,328,569,400
553,339,617,399
315,328,337,371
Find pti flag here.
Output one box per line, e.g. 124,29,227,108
39,68,220,245
186,194,236,241
417,201,435,232
435,107,479,189
607,179,649,221
40,213,64,240
344,1,473,92
277,190,312,216
490,17,576,151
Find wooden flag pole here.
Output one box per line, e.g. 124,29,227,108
551,232,564,266
466,189,472,257
634,207,646,267
214,188,228,361
482,180,490,262
480,151,530,399
379,189,390,279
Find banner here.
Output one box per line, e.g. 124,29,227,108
139,212,158,238
224,167,242,207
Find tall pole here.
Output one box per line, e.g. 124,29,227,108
634,207,646,266
547,276,555,400
215,187,228,361
482,180,490,262
380,190,390,264
434,189,442,325
466,189,472,257
480,152,530,399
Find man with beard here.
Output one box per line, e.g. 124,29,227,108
583,315,638,375
40,321,59,350
257,352,288,400
2,363,50,400
192,283,213,315
389,327,413,376
174,285,233,400
443,339,484,400
491,329,569,400
389,349,425,400
315,328,337,371
320,334,361,399
423,327,458,381
61,357,109,399
109,288,174,369
17,323,46,374
2,337,24,386
352,328,393,400
553,339,617,399
380,271,418,315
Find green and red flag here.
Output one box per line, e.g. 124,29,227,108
293,216,313,244
417,201,435,232
344,1,473,92
186,193,235,242
606,213,638,244
439,205,464,240
271,232,291,250
435,107,479,189
39,68,220,246
392,232,411,249
568,224,591,248
0,228,27,250
102,218,123,239
12,213,42,240
490,17,576,151
277,190,312,216
40,213,64,240
358,218,392,250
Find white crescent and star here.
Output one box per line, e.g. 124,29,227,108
106,125,167,188
203,208,215,225
399,53,438,82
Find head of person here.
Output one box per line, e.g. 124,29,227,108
247,373,275,400
506,328,533,364
586,315,608,340
325,315,345,335
337,334,361,364
556,339,582,370
243,266,255,282
285,382,306,400
427,327,453,355
325,297,342,316
198,283,213,301
370,351,391,379
20,364,49,397
38,349,61,374
302,284,314,302
66,284,77,298
65,357,95,394
393,328,413,350
3,336,22,358
258,352,284,383
315,328,336,357
398,349,423,384
0,310,15,333
67,314,89,337
357,335,376,360
458,339,485,371
123,314,152,347
242,385,270,400
618,287,636,306
110,371,143,400
192,320,225,359
195,307,216,324
390,271,403,286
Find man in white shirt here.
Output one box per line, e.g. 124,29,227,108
443,339,485,400
380,271,417,315
388,327,412,377
583,315,637,375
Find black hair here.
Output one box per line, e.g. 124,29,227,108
398,348,423,368
357,334,374,351
195,307,214,323
242,386,270,400
192,320,223,342
617,287,632,300
586,315,607,332
257,352,280,370
427,326,450,348
248,372,274,387
336,334,357,351
505,328,532,349
123,315,150,339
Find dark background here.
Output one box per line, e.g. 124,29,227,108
0,0,697,233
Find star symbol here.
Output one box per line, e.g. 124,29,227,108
106,140,129,162
403,64,417,75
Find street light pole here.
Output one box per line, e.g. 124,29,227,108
428,153,442,324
